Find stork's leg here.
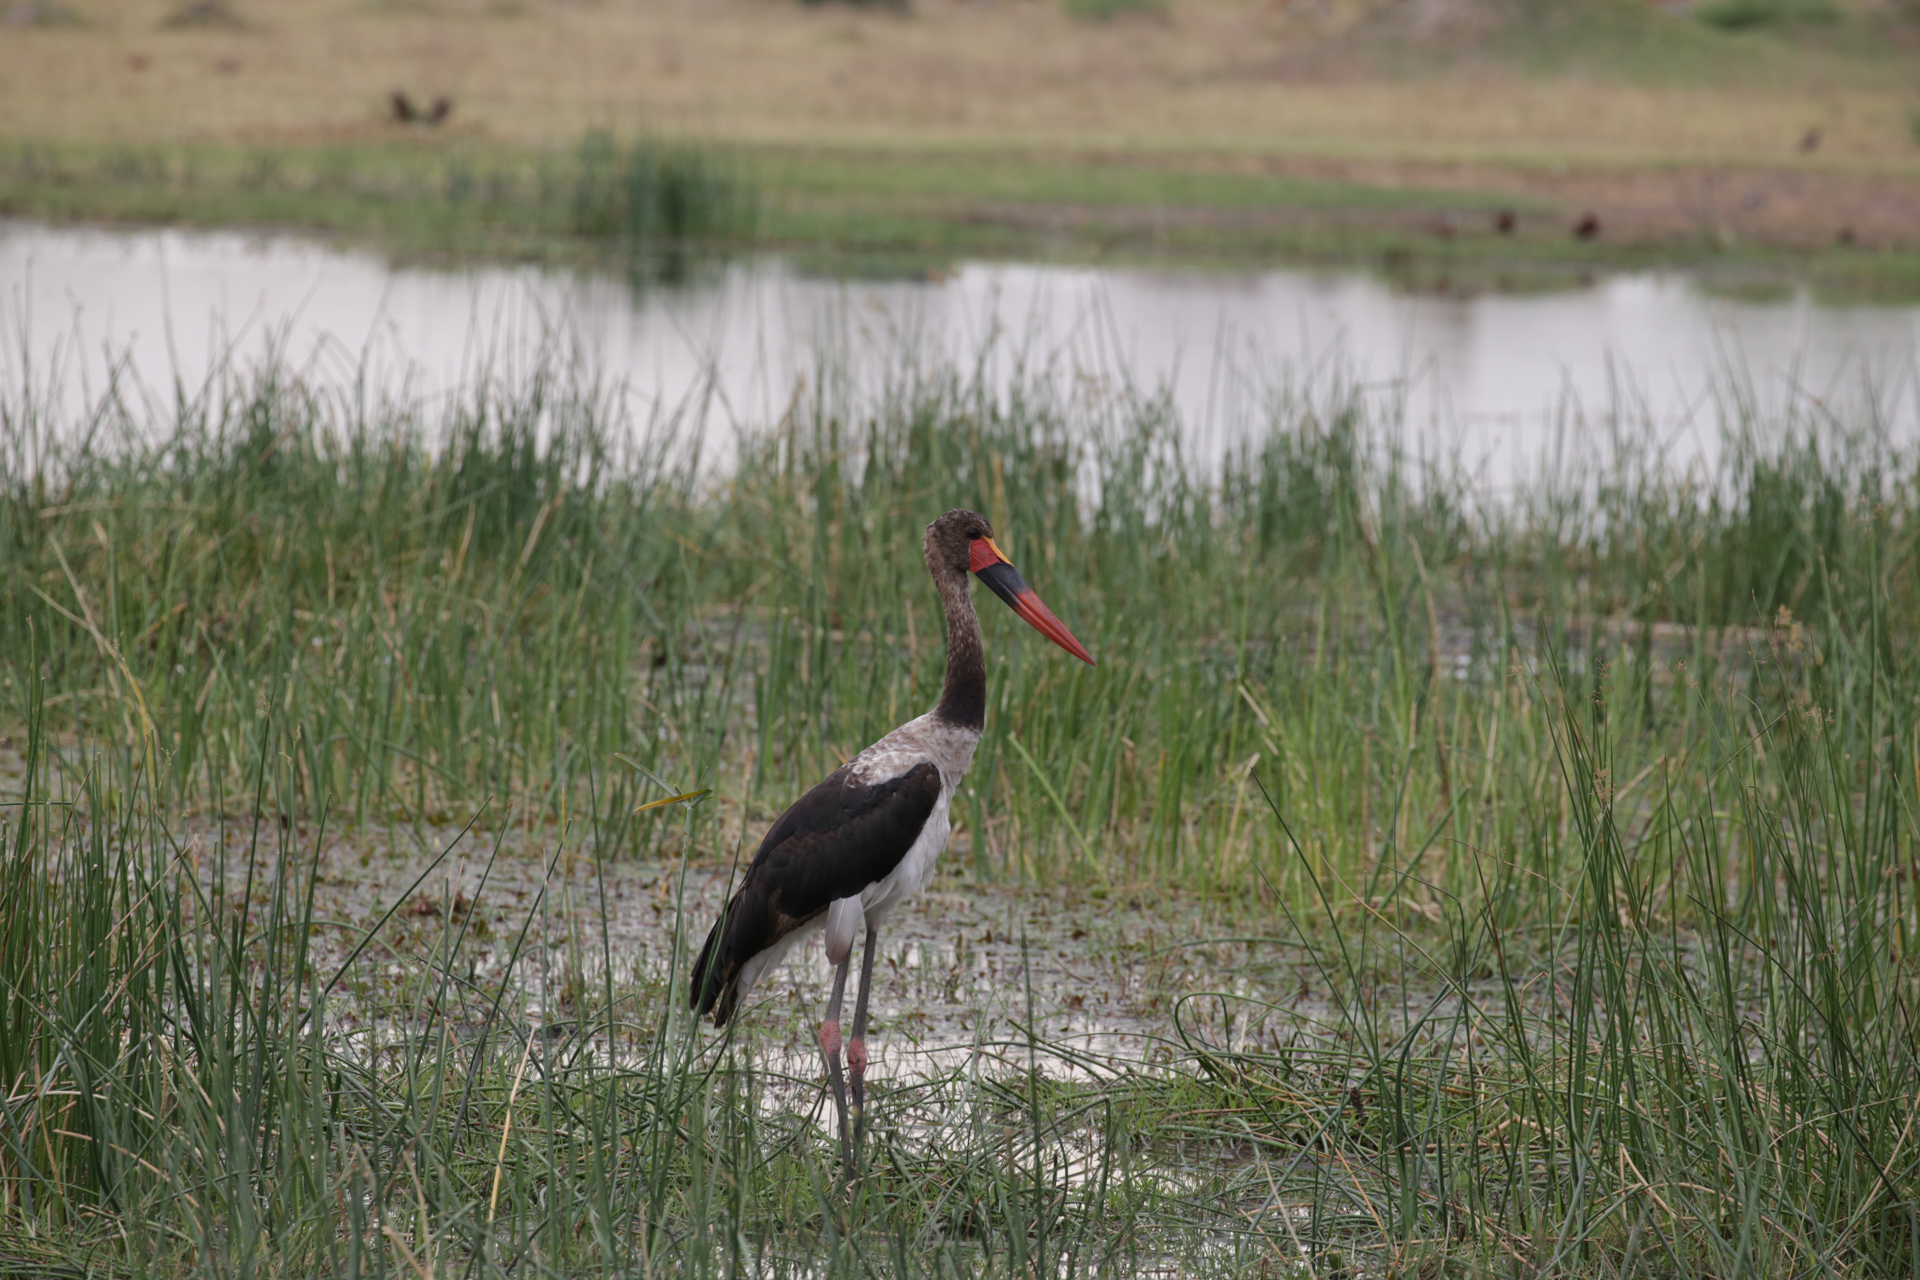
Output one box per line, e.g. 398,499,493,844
821,942,856,1178
848,919,881,1150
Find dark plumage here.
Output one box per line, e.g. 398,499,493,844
690,762,941,1026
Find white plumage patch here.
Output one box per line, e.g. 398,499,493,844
846,711,977,929
728,712,980,1002
825,896,863,964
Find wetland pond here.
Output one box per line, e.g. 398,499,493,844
6,221,1920,496
0,217,1892,1080
2,217,1882,1080
6,223,1868,1269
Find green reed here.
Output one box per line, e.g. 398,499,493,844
2,331,1914,904
1173,610,1919,1277
1,333,1915,1274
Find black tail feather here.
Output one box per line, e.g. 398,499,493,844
689,917,729,1021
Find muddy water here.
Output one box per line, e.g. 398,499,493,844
196,813,1329,1088
6,221,1919,495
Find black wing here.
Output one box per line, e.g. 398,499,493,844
689,760,941,1025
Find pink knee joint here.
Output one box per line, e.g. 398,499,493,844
847,1037,868,1077
819,1020,841,1058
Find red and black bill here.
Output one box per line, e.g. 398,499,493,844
969,537,1096,665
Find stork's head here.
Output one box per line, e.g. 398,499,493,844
924,509,1095,665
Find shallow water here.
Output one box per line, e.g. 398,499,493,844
5,221,1919,494
191,810,1330,1090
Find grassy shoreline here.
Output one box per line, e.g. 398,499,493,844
8,135,1920,298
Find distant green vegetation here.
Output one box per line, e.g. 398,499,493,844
1695,0,1839,31
0,134,758,274
567,130,757,248
1429,0,1917,96
1062,0,1165,24
5,135,1918,298
1,329,1916,1274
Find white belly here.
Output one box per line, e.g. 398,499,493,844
734,780,956,999
860,789,952,925
733,712,977,1000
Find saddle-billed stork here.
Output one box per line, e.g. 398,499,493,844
689,508,1094,1174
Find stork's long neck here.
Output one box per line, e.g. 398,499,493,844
932,563,986,730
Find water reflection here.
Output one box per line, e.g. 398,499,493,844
4,221,1917,494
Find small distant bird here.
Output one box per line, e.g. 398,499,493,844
1574,212,1600,240
1799,127,1821,154
1494,209,1516,235
689,509,1095,1179
1837,227,1856,247
390,92,452,126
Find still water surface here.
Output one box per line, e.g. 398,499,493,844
5,221,1918,493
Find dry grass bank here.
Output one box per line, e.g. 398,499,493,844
9,0,1920,254
5,0,1917,166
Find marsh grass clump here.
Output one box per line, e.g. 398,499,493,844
1695,0,1839,30
1062,0,1166,23
0,342,718,838
1,331,1917,1275
1184,623,1920,1278
797,0,909,12
569,130,757,249
158,0,244,28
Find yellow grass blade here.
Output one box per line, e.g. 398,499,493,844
632,788,711,815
